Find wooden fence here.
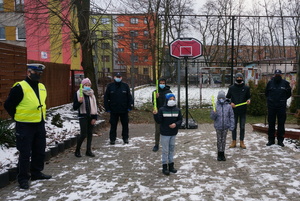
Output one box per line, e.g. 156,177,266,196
0,42,71,119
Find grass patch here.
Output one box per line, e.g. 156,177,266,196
132,102,298,125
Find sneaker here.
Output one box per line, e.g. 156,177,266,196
266,141,275,146
31,173,52,181
152,145,159,152
19,181,29,189
110,141,115,145
123,139,129,144
278,141,285,147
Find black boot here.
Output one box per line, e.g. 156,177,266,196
86,150,95,157
217,152,222,161
162,164,170,175
168,162,177,173
75,148,81,157
221,152,226,161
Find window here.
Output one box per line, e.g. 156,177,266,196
115,23,124,27
0,0,3,11
16,27,26,40
131,55,138,62
0,27,5,40
115,35,124,39
144,18,148,24
129,30,138,37
144,56,148,62
115,48,124,52
101,30,109,37
91,18,97,24
101,18,110,24
131,43,138,49
101,55,110,62
143,68,149,75
130,18,138,24
144,31,149,36
143,43,149,49
101,43,110,49
116,60,125,64
15,0,24,12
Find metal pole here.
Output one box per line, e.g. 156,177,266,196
131,35,135,108
177,32,181,108
185,56,188,128
231,16,235,85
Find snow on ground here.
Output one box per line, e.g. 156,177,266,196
0,85,295,173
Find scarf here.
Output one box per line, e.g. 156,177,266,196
77,89,97,115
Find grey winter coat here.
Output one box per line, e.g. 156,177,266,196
210,100,235,131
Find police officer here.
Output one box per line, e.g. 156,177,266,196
265,69,292,147
4,64,52,190
104,73,133,145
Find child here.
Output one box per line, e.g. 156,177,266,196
210,90,235,161
153,93,182,175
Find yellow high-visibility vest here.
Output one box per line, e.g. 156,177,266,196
14,80,47,122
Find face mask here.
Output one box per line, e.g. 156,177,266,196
84,86,91,90
159,84,165,89
167,100,176,107
115,78,122,82
236,79,243,84
29,72,41,81
219,99,225,103
274,75,282,83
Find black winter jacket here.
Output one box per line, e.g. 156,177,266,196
226,82,251,114
154,105,182,136
152,85,172,109
104,81,133,113
265,77,291,109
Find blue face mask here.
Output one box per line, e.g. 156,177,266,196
115,78,122,82
159,84,165,89
84,86,91,90
219,99,225,103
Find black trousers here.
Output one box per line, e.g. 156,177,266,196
77,117,94,152
267,107,286,143
109,112,129,142
232,112,246,141
15,121,46,184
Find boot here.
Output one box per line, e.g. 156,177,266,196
217,152,222,161
162,164,170,175
86,150,95,157
168,162,177,173
229,140,236,148
240,141,246,149
75,148,81,157
221,152,226,161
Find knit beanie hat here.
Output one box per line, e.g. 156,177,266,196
217,90,226,100
235,73,243,79
81,78,91,85
165,93,175,100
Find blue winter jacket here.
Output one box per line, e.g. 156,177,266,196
210,100,235,131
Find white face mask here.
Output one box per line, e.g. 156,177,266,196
167,100,176,107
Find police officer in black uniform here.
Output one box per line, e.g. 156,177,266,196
265,69,292,147
4,64,52,190
104,73,133,145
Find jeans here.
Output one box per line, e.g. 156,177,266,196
160,135,176,164
232,112,246,141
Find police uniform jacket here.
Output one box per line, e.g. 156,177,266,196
4,77,46,122
104,81,133,113
265,77,291,109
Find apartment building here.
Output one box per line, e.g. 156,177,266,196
0,0,26,47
